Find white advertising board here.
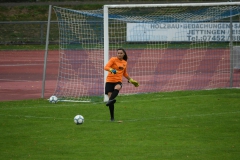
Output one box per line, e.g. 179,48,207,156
127,23,240,42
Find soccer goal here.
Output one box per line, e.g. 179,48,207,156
52,2,240,102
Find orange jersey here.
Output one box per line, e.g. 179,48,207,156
104,57,129,83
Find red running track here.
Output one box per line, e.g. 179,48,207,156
1,49,240,101
0,50,59,101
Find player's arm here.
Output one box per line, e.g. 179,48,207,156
126,76,139,87
104,58,117,74
124,69,139,87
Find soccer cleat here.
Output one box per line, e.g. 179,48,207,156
111,118,115,122
106,99,116,106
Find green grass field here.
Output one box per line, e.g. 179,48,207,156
0,89,240,160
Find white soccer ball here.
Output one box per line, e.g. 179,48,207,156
49,95,58,103
74,115,84,125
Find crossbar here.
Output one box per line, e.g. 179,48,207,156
105,2,240,8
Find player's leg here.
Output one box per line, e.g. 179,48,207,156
105,83,113,105
107,92,115,121
106,91,116,106
109,103,114,121
106,82,122,106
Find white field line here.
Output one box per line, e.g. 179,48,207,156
0,92,239,110
119,92,240,102
123,111,240,122
0,93,239,122
0,111,239,122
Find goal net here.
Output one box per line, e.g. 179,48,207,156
53,2,240,102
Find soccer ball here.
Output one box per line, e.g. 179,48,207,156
74,115,84,125
49,95,58,103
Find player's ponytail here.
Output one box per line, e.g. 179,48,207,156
117,48,128,61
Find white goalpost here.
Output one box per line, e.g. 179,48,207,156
52,2,240,102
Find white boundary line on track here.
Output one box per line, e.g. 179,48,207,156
0,64,42,67
0,79,40,82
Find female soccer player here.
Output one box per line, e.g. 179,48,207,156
104,48,139,121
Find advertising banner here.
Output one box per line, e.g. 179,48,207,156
127,23,240,42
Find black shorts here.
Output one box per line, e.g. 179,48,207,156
105,82,122,95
